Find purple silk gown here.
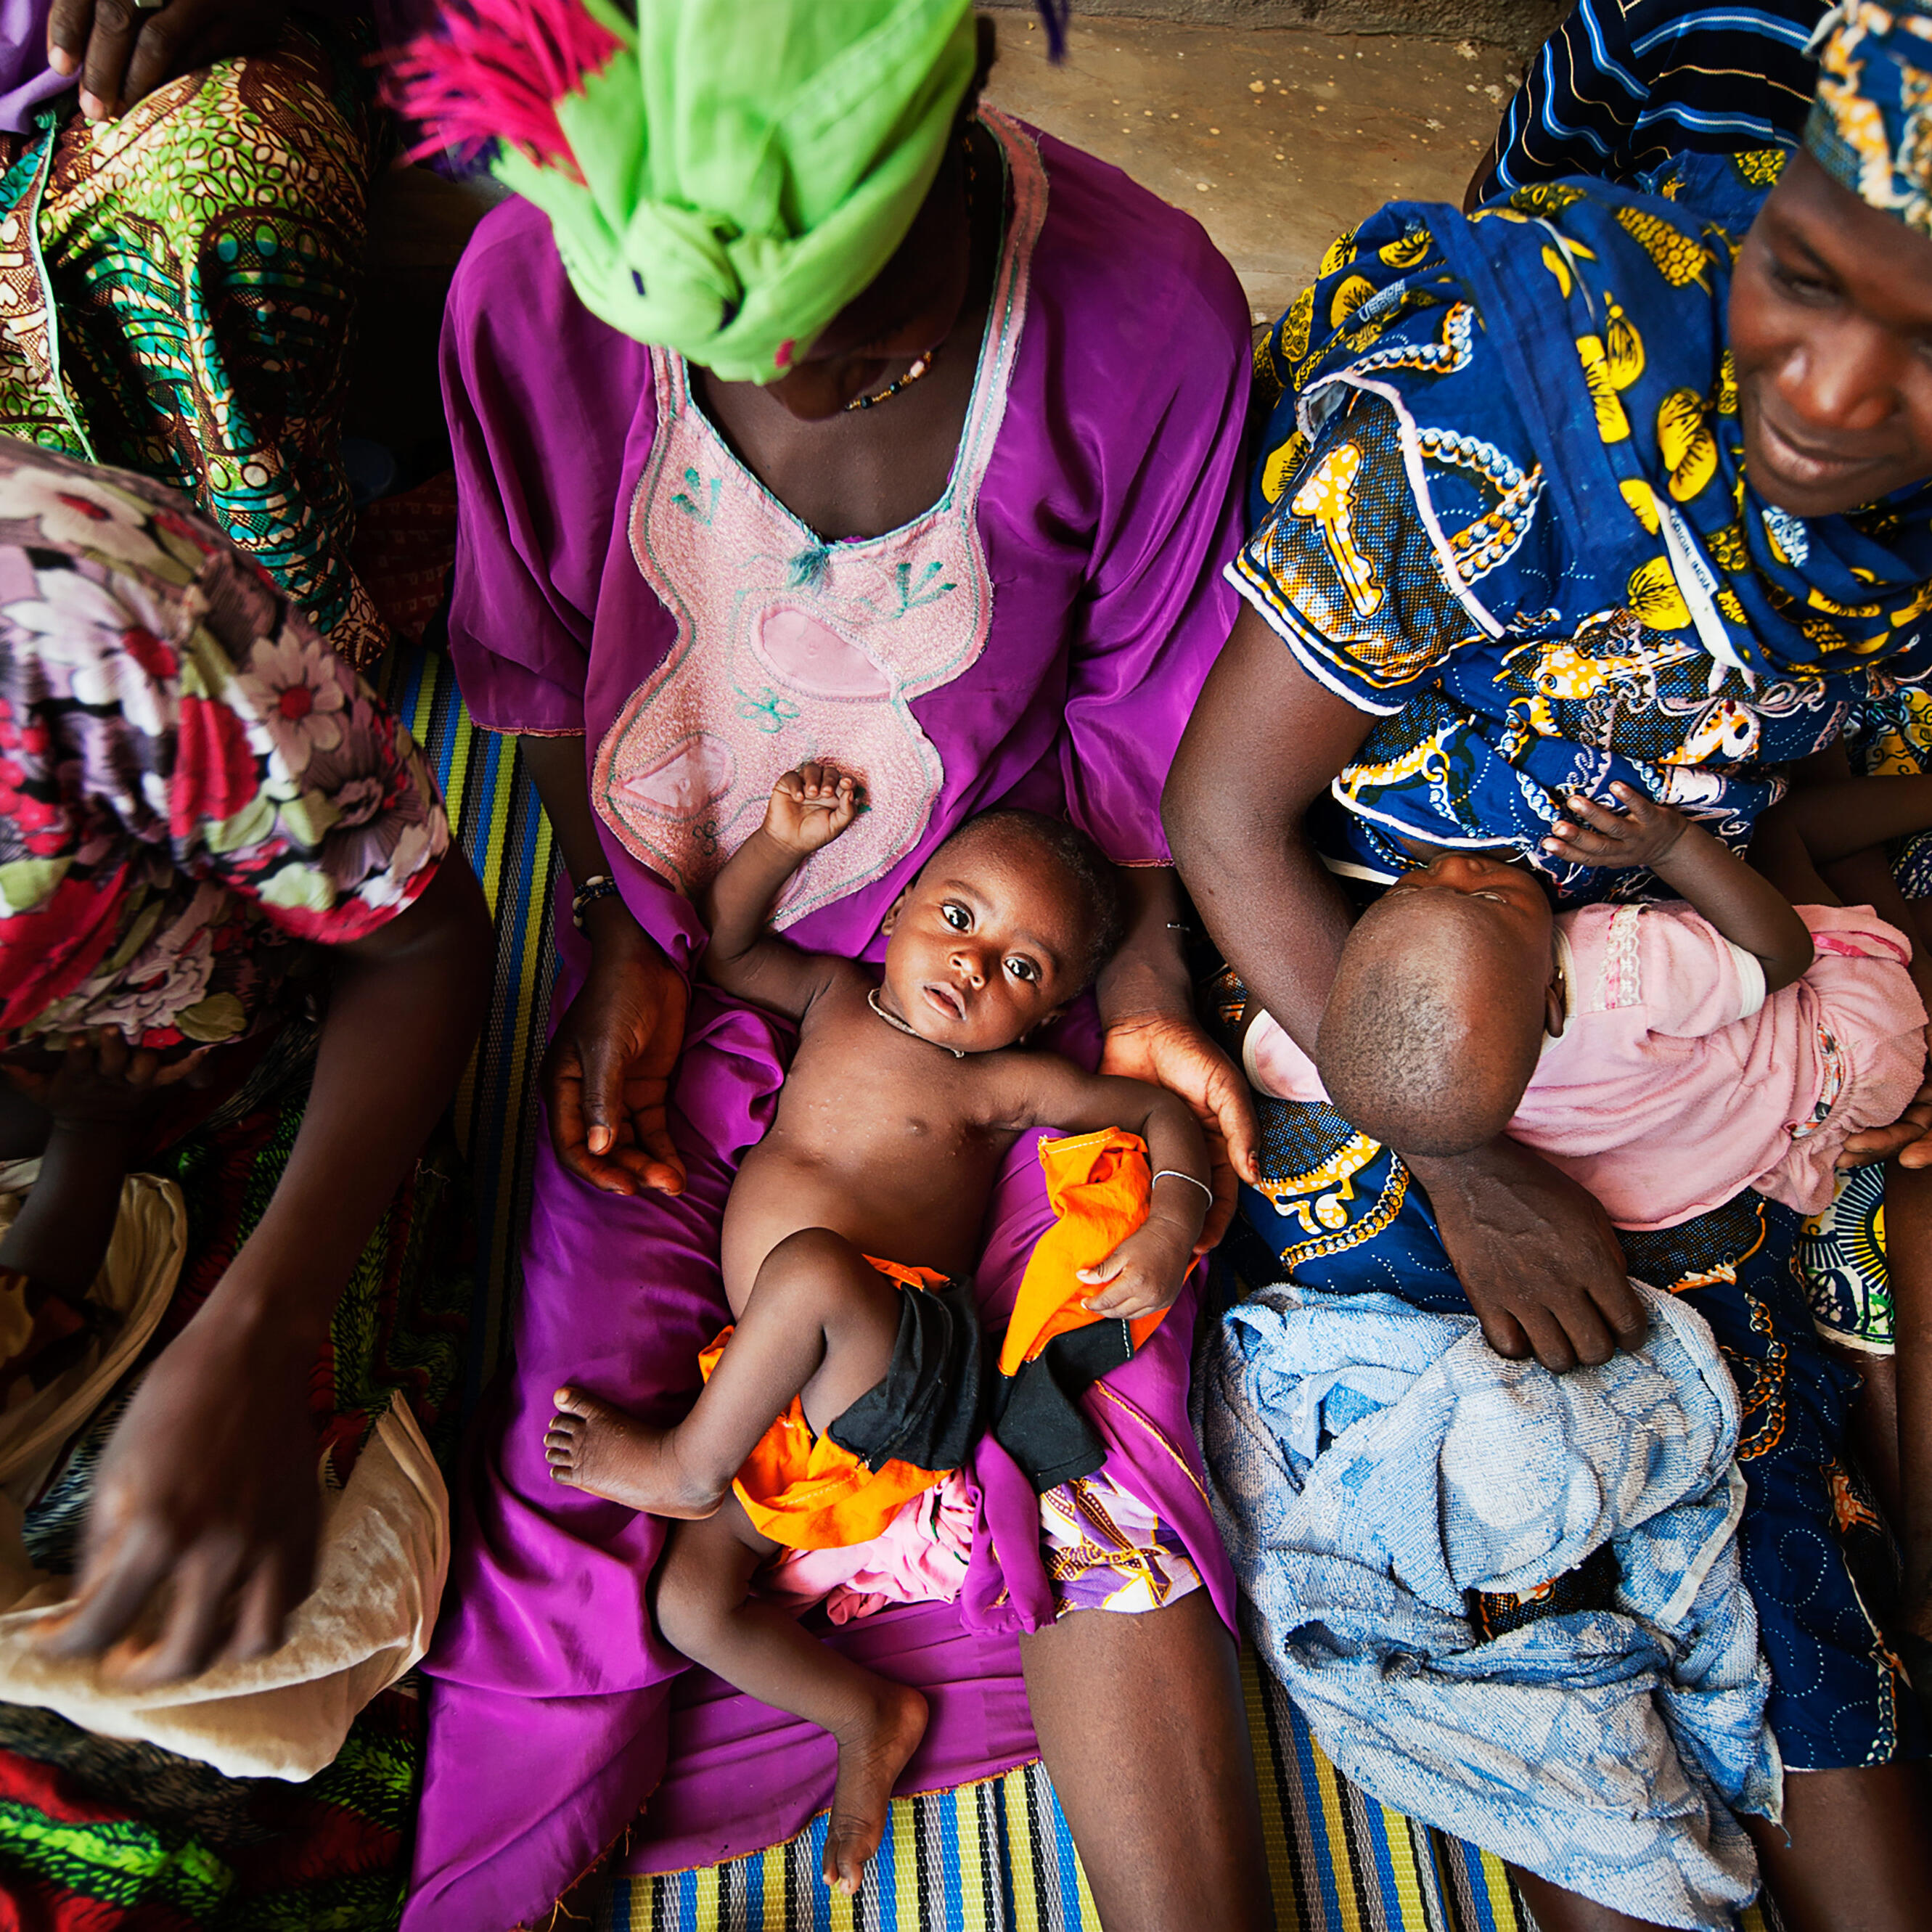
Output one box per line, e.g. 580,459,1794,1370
408,115,1251,1930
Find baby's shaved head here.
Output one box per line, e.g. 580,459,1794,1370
1317,894,1550,1157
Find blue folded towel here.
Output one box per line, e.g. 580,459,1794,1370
1203,1280,1778,1931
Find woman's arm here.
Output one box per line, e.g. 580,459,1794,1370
520,734,689,1196
1166,607,1645,1372
1091,862,1257,1251
1783,774,1932,864
41,854,492,1684
1163,607,1369,1052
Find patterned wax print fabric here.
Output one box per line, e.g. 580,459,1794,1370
1221,1069,1925,1777
1473,0,1827,203
416,114,1251,1931
0,19,387,668
1235,150,1932,905
1805,0,1932,237
0,441,449,1052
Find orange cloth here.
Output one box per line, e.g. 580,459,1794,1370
997,1128,1166,1378
699,1257,954,1552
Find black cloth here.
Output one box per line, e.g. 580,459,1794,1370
828,1277,985,1475
991,1317,1137,1492
827,1277,1148,1495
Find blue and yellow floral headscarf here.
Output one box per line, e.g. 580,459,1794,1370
1805,1,1932,234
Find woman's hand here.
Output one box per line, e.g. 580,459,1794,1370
544,905,690,1196
1842,1020,1932,1168
49,0,287,123
37,1296,319,1684
1407,1137,1648,1372
1100,1012,1257,1253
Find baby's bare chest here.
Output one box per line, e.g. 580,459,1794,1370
766,1007,1007,1175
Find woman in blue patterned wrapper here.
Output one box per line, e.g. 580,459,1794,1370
1168,6,1932,1931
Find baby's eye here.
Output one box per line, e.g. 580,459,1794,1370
1006,957,1039,983
942,903,970,931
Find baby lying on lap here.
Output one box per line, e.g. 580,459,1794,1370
1243,783,1926,1227
545,764,1211,1893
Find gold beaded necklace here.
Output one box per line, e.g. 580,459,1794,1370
842,131,978,414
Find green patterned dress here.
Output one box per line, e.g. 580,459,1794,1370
0,17,385,667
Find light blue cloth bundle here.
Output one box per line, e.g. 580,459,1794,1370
1203,1281,1779,1931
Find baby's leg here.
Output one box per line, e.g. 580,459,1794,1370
546,1229,904,1515
657,1500,928,1894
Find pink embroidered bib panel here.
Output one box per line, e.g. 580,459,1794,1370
592,113,1047,928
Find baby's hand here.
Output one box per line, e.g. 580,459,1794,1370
763,763,864,857
1542,781,1690,871
1077,1220,1194,1322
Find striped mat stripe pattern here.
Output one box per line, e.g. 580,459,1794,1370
599,1652,1780,1931
389,640,1780,1932
382,639,560,1400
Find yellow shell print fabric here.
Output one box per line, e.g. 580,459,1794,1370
1234,154,1932,904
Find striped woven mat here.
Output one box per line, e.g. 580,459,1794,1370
390,639,1777,1932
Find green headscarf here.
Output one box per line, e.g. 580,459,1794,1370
488,0,978,382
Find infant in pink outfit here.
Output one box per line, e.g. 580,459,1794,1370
1248,785,1928,1233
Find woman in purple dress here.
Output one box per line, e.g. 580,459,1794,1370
399,4,1269,1926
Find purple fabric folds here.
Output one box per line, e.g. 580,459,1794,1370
0,0,65,134
409,123,1251,1931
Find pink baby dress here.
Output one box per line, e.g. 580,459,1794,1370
1244,902,1928,1231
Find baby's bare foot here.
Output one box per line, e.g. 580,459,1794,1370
544,1386,723,1518
822,1681,928,1894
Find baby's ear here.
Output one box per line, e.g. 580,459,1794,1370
880,888,910,937
1020,1002,1070,1044
1543,967,1567,1040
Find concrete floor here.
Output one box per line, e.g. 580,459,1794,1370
983,13,1520,319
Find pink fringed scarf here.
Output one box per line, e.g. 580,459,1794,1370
384,0,623,173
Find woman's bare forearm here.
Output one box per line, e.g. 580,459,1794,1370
1785,775,1932,865
1094,867,1194,1028
1163,609,1371,1052
519,734,603,888
196,859,491,1354
519,732,655,955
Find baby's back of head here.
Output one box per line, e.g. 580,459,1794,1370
1315,894,1549,1157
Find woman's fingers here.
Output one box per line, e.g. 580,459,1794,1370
1199,1052,1258,1187
629,1092,687,1195
46,0,96,75
38,1514,176,1659
544,1047,631,1192
118,0,199,110
224,1548,295,1665
107,1534,248,1689
576,1027,631,1163
76,0,139,118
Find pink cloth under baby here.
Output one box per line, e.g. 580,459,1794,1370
763,1470,976,1626
1246,902,1928,1231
